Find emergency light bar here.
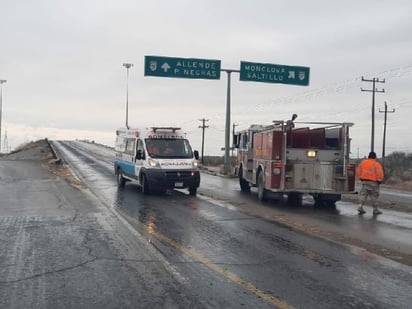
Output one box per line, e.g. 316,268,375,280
152,127,181,133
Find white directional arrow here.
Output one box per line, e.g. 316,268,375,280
161,62,171,72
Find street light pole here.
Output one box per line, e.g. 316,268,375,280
0,79,7,153
123,63,133,129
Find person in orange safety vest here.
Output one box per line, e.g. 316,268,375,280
356,151,384,215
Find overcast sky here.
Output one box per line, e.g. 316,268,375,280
1,0,411,156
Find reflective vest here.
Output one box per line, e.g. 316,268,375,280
356,158,384,181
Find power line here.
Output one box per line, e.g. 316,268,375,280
184,65,412,143
361,77,385,152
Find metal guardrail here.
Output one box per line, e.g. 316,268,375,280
46,139,62,164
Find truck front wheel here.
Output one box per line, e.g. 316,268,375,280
239,168,250,192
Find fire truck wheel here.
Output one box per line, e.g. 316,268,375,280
239,171,250,192
313,194,339,208
257,171,267,201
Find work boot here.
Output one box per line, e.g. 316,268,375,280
373,209,383,215
357,207,366,214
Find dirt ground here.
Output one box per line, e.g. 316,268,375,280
1,139,84,189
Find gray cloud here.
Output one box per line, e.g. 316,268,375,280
0,0,411,155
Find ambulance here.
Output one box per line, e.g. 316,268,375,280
114,127,200,195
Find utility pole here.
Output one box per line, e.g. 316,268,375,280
379,101,395,168
0,79,7,153
361,77,385,152
198,118,209,164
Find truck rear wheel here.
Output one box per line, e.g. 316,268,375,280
287,192,303,206
257,171,267,201
313,193,340,208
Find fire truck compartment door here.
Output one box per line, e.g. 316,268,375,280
293,163,334,190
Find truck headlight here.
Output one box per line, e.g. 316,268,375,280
148,158,160,167
306,150,317,158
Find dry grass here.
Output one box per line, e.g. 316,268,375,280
44,161,86,189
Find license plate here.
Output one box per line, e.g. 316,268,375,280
174,182,184,188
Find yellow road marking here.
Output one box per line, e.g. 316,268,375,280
151,229,294,308
126,213,294,309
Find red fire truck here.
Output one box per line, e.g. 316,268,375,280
234,116,355,206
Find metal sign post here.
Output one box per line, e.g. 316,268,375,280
221,69,239,174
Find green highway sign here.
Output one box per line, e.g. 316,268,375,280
239,61,310,86
145,56,221,80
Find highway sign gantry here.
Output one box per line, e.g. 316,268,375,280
240,61,310,86
144,56,221,80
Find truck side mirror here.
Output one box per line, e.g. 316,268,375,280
193,150,199,160
136,149,145,160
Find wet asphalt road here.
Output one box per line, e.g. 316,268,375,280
1,140,412,308
199,174,412,259
0,160,202,308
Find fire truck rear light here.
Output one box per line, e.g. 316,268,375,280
306,150,317,158
272,162,282,175
347,164,355,170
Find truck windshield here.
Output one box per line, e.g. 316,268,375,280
145,139,194,159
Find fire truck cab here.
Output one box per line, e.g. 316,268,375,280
234,119,355,206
